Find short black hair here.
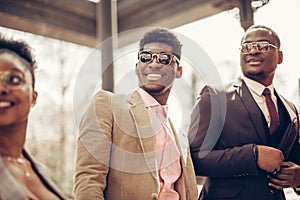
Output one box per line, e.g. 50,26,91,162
0,34,37,88
242,25,281,48
139,28,182,60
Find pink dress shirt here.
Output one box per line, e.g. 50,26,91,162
138,88,181,200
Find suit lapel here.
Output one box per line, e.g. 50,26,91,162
276,91,297,121
234,79,268,143
128,91,157,177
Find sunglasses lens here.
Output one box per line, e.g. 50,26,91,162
139,52,152,63
241,43,251,53
257,42,269,52
246,43,253,52
158,53,172,65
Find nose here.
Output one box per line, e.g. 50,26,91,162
149,54,162,67
152,54,159,64
248,45,260,55
0,80,8,95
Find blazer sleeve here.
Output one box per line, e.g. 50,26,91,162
188,86,258,178
287,103,300,164
74,90,113,200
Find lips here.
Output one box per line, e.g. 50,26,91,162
247,57,264,65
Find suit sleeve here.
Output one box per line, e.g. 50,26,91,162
74,90,113,200
287,104,300,195
188,86,258,178
288,104,300,165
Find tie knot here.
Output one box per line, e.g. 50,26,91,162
263,88,271,96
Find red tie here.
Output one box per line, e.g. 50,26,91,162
263,88,279,134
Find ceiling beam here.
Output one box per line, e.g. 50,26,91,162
0,0,256,47
0,0,96,46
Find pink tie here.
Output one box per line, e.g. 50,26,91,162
263,88,279,134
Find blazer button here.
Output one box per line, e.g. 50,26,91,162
269,189,275,195
151,193,158,200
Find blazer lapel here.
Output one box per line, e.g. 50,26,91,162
276,91,297,121
275,91,299,157
234,79,268,143
128,91,157,177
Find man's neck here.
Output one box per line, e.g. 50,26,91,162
148,90,171,105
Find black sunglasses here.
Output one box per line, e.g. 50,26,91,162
138,51,179,65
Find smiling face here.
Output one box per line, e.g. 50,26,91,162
240,28,283,86
0,51,37,127
136,42,182,102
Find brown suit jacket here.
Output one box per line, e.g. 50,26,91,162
74,90,198,200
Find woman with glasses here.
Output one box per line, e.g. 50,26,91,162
189,25,300,200
74,28,198,200
0,34,65,200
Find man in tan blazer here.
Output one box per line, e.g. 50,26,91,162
74,28,198,200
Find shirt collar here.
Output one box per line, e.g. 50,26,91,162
242,75,275,96
137,88,169,113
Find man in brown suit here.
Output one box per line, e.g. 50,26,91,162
74,28,198,200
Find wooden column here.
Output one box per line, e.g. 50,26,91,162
238,0,254,31
96,0,117,92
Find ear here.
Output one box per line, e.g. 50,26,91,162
176,66,182,78
32,91,38,106
278,50,283,64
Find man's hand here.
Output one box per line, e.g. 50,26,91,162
268,161,300,190
257,145,284,173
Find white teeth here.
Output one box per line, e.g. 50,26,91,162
248,60,262,64
146,74,162,80
0,101,11,108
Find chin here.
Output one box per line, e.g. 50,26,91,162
142,85,166,94
245,71,265,78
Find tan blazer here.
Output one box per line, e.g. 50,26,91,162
74,90,198,200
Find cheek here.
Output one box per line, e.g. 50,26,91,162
136,65,146,77
240,55,246,63
167,67,177,75
18,86,34,103
267,56,278,68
